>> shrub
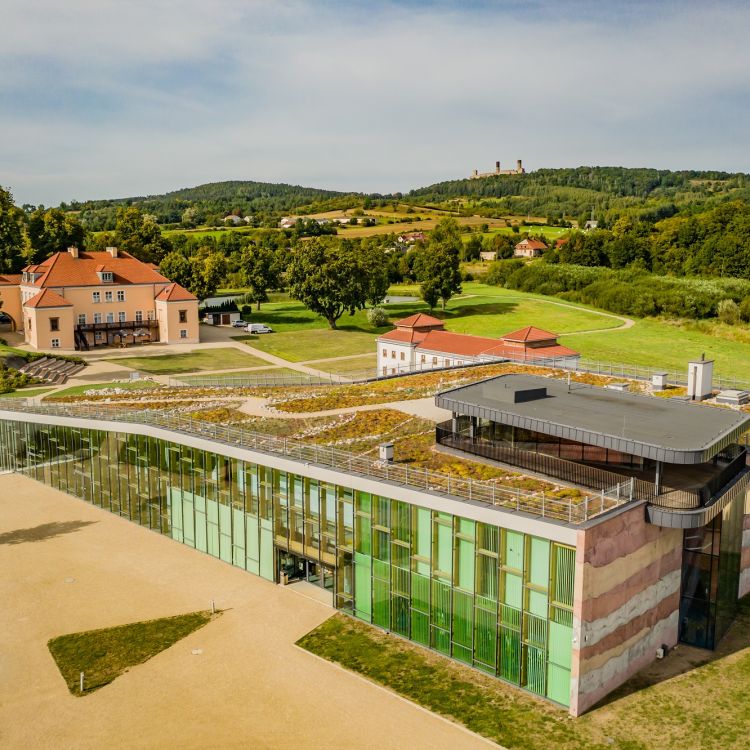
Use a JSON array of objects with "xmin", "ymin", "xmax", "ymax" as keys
[
  {"xmin": 718, "ymin": 298, "xmax": 740, "ymax": 325},
  {"xmin": 367, "ymin": 307, "xmax": 389, "ymax": 327},
  {"xmin": 739, "ymin": 296, "xmax": 750, "ymax": 323}
]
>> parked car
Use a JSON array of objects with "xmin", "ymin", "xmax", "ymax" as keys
[
  {"xmin": 232, "ymin": 319, "xmax": 247, "ymax": 328},
  {"xmin": 244, "ymin": 323, "xmax": 274, "ymax": 334}
]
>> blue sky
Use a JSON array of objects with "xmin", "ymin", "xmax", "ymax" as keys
[{"xmin": 1, "ymin": 1, "xmax": 749, "ymax": 205}]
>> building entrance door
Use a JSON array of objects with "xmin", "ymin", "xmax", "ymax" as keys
[{"xmin": 279, "ymin": 552, "xmax": 334, "ymax": 591}]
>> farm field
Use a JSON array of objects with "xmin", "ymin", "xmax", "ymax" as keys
[{"xmin": 108, "ymin": 347, "xmax": 269, "ymax": 375}]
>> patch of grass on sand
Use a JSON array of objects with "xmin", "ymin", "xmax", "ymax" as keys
[{"xmin": 48, "ymin": 610, "xmax": 218, "ymax": 695}]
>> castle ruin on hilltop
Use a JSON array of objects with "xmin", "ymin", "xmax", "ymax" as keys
[{"xmin": 469, "ymin": 159, "xmax": 525, "ymax": 179}]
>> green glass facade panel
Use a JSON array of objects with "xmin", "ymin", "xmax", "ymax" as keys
[
  {"xmin": 527, "ymin": 589, "xmax": 548, "ymax": 619},
  {"xmin": 0, "ymin": 417, "xmax": 578, "ymax": 710},
  {"xmin": 452, "ymin": 590, "xmax": 474, "ymax": 649},
  {"xmin": 499, "ymin": 628, "xmax": 521, "ymax": 683},
  {"xmin": 373, "ymin": 577, "xmax": 390, "ymax": 628},
  {"xmin": 457, "ymin": 537, "xmax": 476, "ymax": 593},
  {"xmin": 474, "ymin": 606, "xmax": 497, "ymax": 668},
  {"xmin": 503, "ymin": 573, "xmax": 523, "ymax": 609},
  {"xmin": 169, "ymin": 488, "xmax": 183, "ymax": 543},
  {"xmin": 431, "ymin": 580, "xmax": 451, "ymax": 629},
  {"xmin": 431, "ymin": 627, "xmax": 451, "ymax": 655},
  {"xmin": 411, "ymin": 610, "xmax": 430, "ymax": 646},
  {"xmin": 245, "ymin": 514, "xmax": 260, "ymax": 575},
  {"xmin": 548, "ymin": 621, "xmax": 573, "ymax": 671},
  {"xmin": 504, "ymin": 530, "xmax": 524, "ymax": 571},
  {"xmin": 547, "ymin": 663, "xmax": 571, "ymax": 707},
  {"xmin": 524, "ymin": 645, "xmax": 546, "ymax": 696},
  {"xmin": 259, "ymin": 519, "xmax": 274, "ymax": 581},
  {"xmin": 528, "ymin": 537, "xmax": 550, "ymax": 588},
  {"xmin": 354, "ymin": 553, "xmax": 372, "ymax": 621},
  {"xmin": 232, "ymin": 507, "xmax": 245, "ymax": 568},
  {"xmin": 411, "ymin": 573, "xmax": 430, "ymax": 613},
  {"xmin": 391, "ymin": 595, "xmax": 410, "ymax": 636}
]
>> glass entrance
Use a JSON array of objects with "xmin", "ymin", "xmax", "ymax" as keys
[{"xmin": 279, "ymin": 551, "xmax": 334, "ymax": 590}]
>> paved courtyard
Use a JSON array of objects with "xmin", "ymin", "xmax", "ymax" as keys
[{"xmin": 0, "ymin": 474, "xmax": 493, "ymax": 750}]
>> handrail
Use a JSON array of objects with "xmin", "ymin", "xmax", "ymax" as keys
[{"xmin": 0, "ymin": 400, "xmax": 633, "ymax": 525}]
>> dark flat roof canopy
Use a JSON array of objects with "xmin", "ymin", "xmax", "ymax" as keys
[{"xmin": 435, "ymin": 374, "xmax": 750, "ymax": 464}]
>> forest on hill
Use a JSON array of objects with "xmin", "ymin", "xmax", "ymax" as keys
[
  {"xmin": 60, "ymin": 180, "xmax": 354, "ymax": 231},
  {"xmin": 405, "ymin": 166, "xmax": 750, "ymax": 226}
]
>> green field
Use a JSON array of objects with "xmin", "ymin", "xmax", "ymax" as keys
[
  {"xmin": 239, "ymin": 329, "xmax": 378, "ymax": 362},
  {"xmin": 177, "ymin": 367, "xmax": 300, "ymax": 383},
  {"xmin": 0, "ymin": 387, "xmax": 56, "ymax": 399},
  {"xmin": 308, "ymin": 354, "xmax": 378, "ymax": 375},
  {"xmin": 109, "ymin": 348, "xmax": 270, "ymax": 375},
  {"xmin": 299, "ymin": 600, "xmax": 750, "ymax": 750},
  {"xmin": 230, "ymin": 283, "xmax": 620, "ymax": 362},
  {"xmin": 561, "ymin": 319, "xmax": 750, "ymax": 381}
]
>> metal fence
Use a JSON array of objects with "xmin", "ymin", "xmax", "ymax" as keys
[
  {"xmin": 0, "ymin": 400, "xmax": 632, "ymax": 524},
  {"xmin": 168, "ymin": 350, "xmax": 750, "ymax": 392}
]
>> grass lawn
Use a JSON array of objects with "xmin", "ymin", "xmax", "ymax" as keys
[
  {"xmin": 0, "ymin": 387, "xmax": 56, "ymax": 399},
  {"xmin": 46, "ymin": 380, "xmax": 161, "ymax": 399},
  {"xmin": 239, "ymin": 330, "xmax": 379, "ymax": 362},
  {"xmin": 108, "ymin": 348, "xmax": 270, "ymax": 375},
  {"xmin": 48, "ymin": 610, "xmax": 218, "ymax": 695},
  {"xmin": 177, "ymin": 367, "xmax": 300, "ymax": 383},
  {"xmin": 229, "ymin": 282, "xmax": 620, "ymax": 362},
  {"xmin": 561, "ymin": 318, "xmax": 750, "ymax": 381},
  {"xmin": 299, "ymin": 600, "xmax": 750, "ymax": 750},
  {"xmin": 308, "ymin": 353, "xmax": 377, "ymax": 375}
]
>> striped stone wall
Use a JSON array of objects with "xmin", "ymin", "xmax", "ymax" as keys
[
  {"xmin": 569, "ymin": 503, "xmax": 682, "ymax": 716},
  {"xmin": 739, "ymin": 491, "xmax": 750, "ymax": 598}
]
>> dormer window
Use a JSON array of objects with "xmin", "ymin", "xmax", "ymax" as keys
[{"xmin": 97, "ymin": 271, "xmax": 114, "ymax": 283}]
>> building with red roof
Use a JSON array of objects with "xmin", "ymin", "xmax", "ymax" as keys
[
  {"xmin": 2, "ymin": 246, "xmax": 200, "ymax": 351},
  {"xmin": 377, "ymin": 316, "xmax": 578, "ymax": 375},
  {"xmin": 514, "ymin": 238, "xmax": 547, "ymax": 258}
]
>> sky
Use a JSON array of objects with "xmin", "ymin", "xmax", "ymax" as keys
[{"xmin": 1, "ymin": 0, "xmax": 749, "ymax": 206}]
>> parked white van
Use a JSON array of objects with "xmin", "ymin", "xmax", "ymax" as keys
[{"xmin": 244, "ymin": 323, "xmax": 274, "ymax": 334}]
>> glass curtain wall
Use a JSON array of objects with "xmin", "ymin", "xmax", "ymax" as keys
[
  {"xmin": 680, "ymin": 495, "xmax": 744, "ymax": 649},
  {"xmin": 0, "ymin": 417, "xmax": 574, "ymax": 707}
]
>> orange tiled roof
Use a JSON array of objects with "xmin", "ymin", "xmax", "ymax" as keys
[
  {"xmin": 0, "ymin": 274, "xmax": 21, "ymax": 286},
  {"xmin": 394, "ymin": 313, "xmax": 444, "ymax": 329},
  {"xmin": 21, "ymin": 251, "xmax": 169, "ymax": 288},
  {"xmin": 417, "ymin": 330, "xmax": 503, "ymax": 357},
  {"xmin": 516, "ymin": 238, "xmax": 547, "ymax": 250},
  {"xmin": 501, "ymin": 326, "xmax": 558, "ymax": 343},
  {"xmin": 155, "ymin": 282, "xmax": 198, "ymax": 302},
  {"xmin": 480, "ymin": 342, "xmax": 579, "ymax": 359},
  {"xmin": 377, "ymin": 329, "xmax": 427, "ymax": 345},
  {"xmin": 23, "ymin": 288, "xmax": 73, "ymax": 309}
]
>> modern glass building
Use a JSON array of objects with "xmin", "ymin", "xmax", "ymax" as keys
[
  {"xmin": 0, "ymin": 414, "xmax": 576, "ymax": 708},
  {"xmin": 2, "ymin": 372, "xmax": 749, "ymax": 716}
]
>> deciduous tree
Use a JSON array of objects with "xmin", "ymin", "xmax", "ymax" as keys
[
  {"xmin": 287, "ymin": 239, "xmax": 369, "ymax": 329},
  {"xmin": 26, "ymin": 207, "xmax": 86, "ymax": 264},
  {"xmin": 413, "ymin": 218, "xmax": 462, "ymax": 310},
  {"xmin": 0, "ymin": 186, "xmax": 29, "ymax": 274}
]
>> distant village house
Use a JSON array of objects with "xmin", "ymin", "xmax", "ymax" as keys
[{"xmin": 514, "ymin": 238, "xmax": 547, "ymax": 258}]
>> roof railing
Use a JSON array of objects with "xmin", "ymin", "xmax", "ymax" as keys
[{"xmin": 0, "ymin": 400, "xmax": 632, "ymax": 525}]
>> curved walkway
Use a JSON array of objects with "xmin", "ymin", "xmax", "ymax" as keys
[{"xmin": 238, "ymin": 396, "xmax": 450, "ymax": 422}]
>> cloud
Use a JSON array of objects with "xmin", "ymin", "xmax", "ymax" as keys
[{"xmin": 1, "ymin": 1, "xmax": 749, "ymax": 205}]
